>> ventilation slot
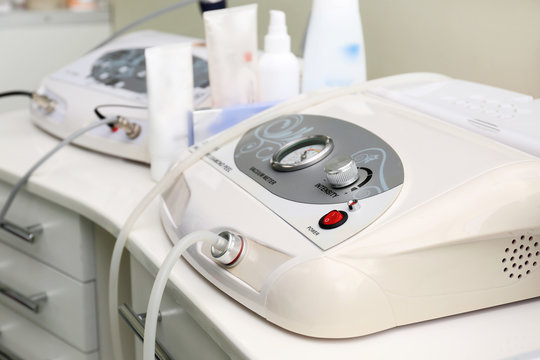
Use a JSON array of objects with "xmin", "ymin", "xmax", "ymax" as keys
[{"xmin": 502, "ymin": 235, "xmax": 539, "ymax": 279}]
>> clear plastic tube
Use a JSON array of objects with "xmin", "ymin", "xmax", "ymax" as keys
[
  {"xmin": 107, "ymin": 84, "xmax": 359, "ymax": 360},
  {"xmin": 142, "ymin": 230, "xmax": 218, "ymax": 360}
]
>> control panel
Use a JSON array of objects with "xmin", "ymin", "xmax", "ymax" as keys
[
  {"xmin": 89, "ymin": 48, "xmax": 210, "ymax": 103},
  {"xmin": 204, "ymin": 114, "xmax": 404, "ymax": 250}
]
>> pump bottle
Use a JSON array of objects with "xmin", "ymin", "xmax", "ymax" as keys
[{"xmin": 258, "ymin": 10, "xmax": 299, "ymax": 103}]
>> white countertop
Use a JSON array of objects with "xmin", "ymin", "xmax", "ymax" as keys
[{"xmin": 1, "ymin": 109, "xmax": 539, "ymax": 360}]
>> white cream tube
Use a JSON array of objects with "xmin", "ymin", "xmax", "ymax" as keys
[
  {"xmin": 145, "ymin": 42, "xmax": 193, "ymax": 181},
  {"xmin": 203, "ymin": 4, "xmax": 258, "ymax": 107}
]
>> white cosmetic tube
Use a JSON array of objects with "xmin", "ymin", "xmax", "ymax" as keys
[
  {"xmin": 145, "ymin": 42, "xmax": 193, "ymax": 181},
  {"xmin": 203, "ymin": 4, "xmax": 258, "ymax": 107}
]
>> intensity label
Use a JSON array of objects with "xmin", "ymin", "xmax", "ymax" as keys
[{"xmin": 314, "ymin": 183, "xmax": 339, "ymax": 198}]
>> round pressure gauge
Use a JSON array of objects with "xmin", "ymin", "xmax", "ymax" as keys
[{"xmin": 271, "ymin": 135, "xmax": 334, "ymax": 172}]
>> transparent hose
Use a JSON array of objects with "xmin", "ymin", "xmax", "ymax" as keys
[
  {"xmin": 108, "ymin": 85, "xmax": 357, "ymax": 360},
  {"xmin": 143, "ymin": 230, "xmax": 218, "ymax": 360}
]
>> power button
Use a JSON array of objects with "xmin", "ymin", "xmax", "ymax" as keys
[{"xmin": 319, "ymin": 210, "xmax": 348, "ymax": 229}]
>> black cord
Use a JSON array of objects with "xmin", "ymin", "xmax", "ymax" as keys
[
  {"xmin": 94, "ymin": 104, "xmax": 147, "ymax": 129},
  {"xmin": 0, "ymin": 91, "xmax": 33, "ymax": 98}
]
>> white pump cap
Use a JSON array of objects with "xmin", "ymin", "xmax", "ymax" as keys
[{"xmin": 264, "ymin": 10, "xmax": 291, "ymax": 53}]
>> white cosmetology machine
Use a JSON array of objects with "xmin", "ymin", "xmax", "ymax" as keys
[
  {"xmin": 160, "ymin": 73, "xmax": 540, "ymax": 338},
  {"xmin": 29, "ymin": 31, "xmax": 210, "ymax": 163}
]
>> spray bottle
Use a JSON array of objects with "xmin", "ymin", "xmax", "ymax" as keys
[{"xmin": 258, "ymin": 10, "xmax": 299, "ymax": 102}]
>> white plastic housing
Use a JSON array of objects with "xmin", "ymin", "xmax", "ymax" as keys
[
  {"xmin": 161, "ymin": 73, "xmax": 540, "ymax": 338},
  {"xmin": 29, "ymin": 31, "xmax": 209, "ymax": 164}
]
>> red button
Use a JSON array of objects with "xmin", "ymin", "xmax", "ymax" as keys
[
  {"xmin": 319, "ymin": 210, "xmax": 348, "ymax": 229},
  {"xmin": 323, "ymin": 210, "xmax": 343, "ymax": 225}
]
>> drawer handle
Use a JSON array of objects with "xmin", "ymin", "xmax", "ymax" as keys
[
  {"xmin": 0, "ymin": 221, "xmax": 43, "ymax": 244},
  {"xmin": 118, "ymin": 304, "xmax": 171, "ymax": 360},
  {"xmin": 0, "ymin": 341, "xmax": 24, "ymax": 360},
  {"xmin": 0, "ymin": 283, "xmax": 47, "ymax": 313}
]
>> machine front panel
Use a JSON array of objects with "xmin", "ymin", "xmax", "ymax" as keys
[{"xmin": 204, "ymin": 114, "xmax": 404, "ymax": 250}]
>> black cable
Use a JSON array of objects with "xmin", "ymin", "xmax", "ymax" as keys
[
  {"xmin": 0, "ymin": 91, "xmax": 33, "ymax": 98},
  {"xmin": 94, "ymin": 104, "xmax": 147, "ymax": 119},
  {"xmin": 94, "ymin": 104, "xmax": 147, "ymax": 130}
]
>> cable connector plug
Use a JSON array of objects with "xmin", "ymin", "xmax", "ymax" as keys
[
  {"xmin": 115, "ymin": 115, "xmax": 142, "ymax": 139},
  {"xmin": 31, "ymin": 93, "xmax": 56, "ymax": 114}
]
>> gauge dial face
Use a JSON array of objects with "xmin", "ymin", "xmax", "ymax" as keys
[
  {"xmin": 271, "ymin": 135, "xmax": 334, "ymax": 171},
  {"xmin": 280, "ymin": 144, "xmax": 326, "ymax": 165}
]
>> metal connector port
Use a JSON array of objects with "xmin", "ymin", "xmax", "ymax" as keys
[
  {"xmin": 115, "ymin": 116, "xmax": 142, "ymax": 139},
  {"xmin": 31, "ymin": 93, "xmax": 56, "ymax": 114},
  {"xmin": 211, "ymin": 231, "xmax": 246, "ymax": 267}
]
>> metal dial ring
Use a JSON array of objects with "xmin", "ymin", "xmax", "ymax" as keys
[{"xmin": 271, "ymin": 135, "xmax": 334, "ymax": 172}]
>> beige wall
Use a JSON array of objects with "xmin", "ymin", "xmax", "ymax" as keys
[
  {"xmin": 0, "ymin": 20, "xmax": 110, "ymax": 113},
  {"xmin": 360, "ymin": 0, "xmax": 540, "ymax": 97},
  {"xmin": 109, "ymin": 0, "xmax": 312, "ymax": 55},
  {"xmin": 110, "ymin": 0, "xmax": 540, "ymax": 96}
]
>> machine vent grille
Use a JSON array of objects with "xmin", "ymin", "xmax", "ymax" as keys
[{"xmin": 502, "ymin": 235, "xmax": 539, "ymax": 279}]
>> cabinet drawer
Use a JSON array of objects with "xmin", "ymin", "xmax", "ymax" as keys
[
  {"xmin": 0, "ymin": 302, "xmax": 98, "ymax": 360},
  {"xmin": 0, "ymin": 181, "xmax": 95, "ymax": 282},
  {"xmin": 0, "ymin": 241, "xmax": 97, "ymax": 353},
  {"xmin": 130, "ymin": 258, "xmax": 229, "ymax": 360}
]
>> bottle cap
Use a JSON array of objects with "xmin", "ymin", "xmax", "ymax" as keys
[{"xmin": 264, "ymin": 10, "xmax": 291, "ymax": 53}]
